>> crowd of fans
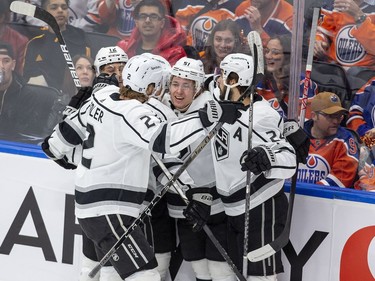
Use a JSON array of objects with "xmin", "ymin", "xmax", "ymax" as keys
[
  {"xmin": 1, "ymin": 0, "xmax": 374, "ymax": 190},
  {"xmin": 0, "ymin": 0, "xmax": 375, "ymax": 184}
]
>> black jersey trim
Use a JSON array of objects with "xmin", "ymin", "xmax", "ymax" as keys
[{"xmin": 75, "ymin": 187, "xmax": 145, "ymax": 205}]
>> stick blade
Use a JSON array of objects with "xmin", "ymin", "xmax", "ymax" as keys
[
  {"xmin": 10, "ymin": 1, "xmax": 36, "ymax": 17},
  {"xmin": 247, "ymin": 31, "xmax": 264, "ymax": 76},
  {"xmin": 247, "ymin": 244, "xmax": 276, "ymax": 262}
]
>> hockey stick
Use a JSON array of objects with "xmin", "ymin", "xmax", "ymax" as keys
[
  {"xmin": 89, "ymin": 61, "xmax": 260, "ymax": 278},
  {"xmin": 299, "ymin": 8, "xmax": 320, "ymax": 126},
  {"xmin": 242, "ymin": 31, "xmax": 264, "ymax": 277},
  {"xmin": 10, "ymin": 1, "xmax": 81, "ymax": 88},
  {"xmin": 247, "ymin": 8, "xmax": 320, "ymax": 263},
  {"xmin": 151, "ymin": 154, "xmax": 246, "ymax": 281},
  {"xmin": 88, "ymin": 118, "xmax": 235, "ymax": 278}
]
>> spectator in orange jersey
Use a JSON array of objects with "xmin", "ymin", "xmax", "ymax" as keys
[
  {"xmin": 314, "ymin": 0, "xmax": 375, "ymax": 71},
  {"xmin": 347, "ymin": 77, "xmax": 375, "ymax": 191},
  {"xmin": 171, "ymin": 0, "xmax": 243, "ymax": 52},
  {"xmin": 117, "ymin": 0, "xmax": 186, "ymax": 65},
  {"xmin": 235, "ymin": 0, "xmax": 293, "ymax": 46},
  {"xmin": 298, "ymin": 92, "xmax": 359, "ymax": 188}
]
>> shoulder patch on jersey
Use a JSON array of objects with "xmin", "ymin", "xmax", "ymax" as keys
[{"xmin": 214, "ymin": 127, "xmax": 229, "ymax": 161}]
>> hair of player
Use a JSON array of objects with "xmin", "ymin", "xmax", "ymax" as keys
[
  {"xmin": 120, "ymin": 85, "xmax": 149, "ymax": 103},
  {"xmin": 133, "ymin": 0, "xmax": 166, "ymax": 18}
]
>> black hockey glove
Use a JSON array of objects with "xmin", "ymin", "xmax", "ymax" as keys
[
  {"xmin": 240, "ymin": 145, "xmax": 276, "ymax": 175},
  {"xmin": 198, "ymin": 100, "xmax": 245, "ymax": 127},
  {"xmin": 283, "ymin": 120, "xmax": 310, "ymax": 164},
  {"xmin": 183, "ymin": 188, "xmax": 213, "ymax": 232},
  {"xmin": 62, "ymin": 86, "xmax": 93, "ymax": 117},
  {"xmin": 92, "ymin": 73, "xmax": 119, "ymax": 93},
  {"xmin": 41, "ymin": 136, "xmax": 77, "ymax": 170}
]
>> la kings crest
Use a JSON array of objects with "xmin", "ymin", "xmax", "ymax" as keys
[{"xmin": 214, "ymin": 127, "xmax": 229, "ymax": 161}]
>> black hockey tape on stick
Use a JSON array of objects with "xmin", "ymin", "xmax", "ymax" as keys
[
  {"xmin": 10, "ymin": 1, "xmax": 81, "ymax": 88},
  {"xmin": 151, "ymin": 154, "xmax": 246, "ymax": 281}
]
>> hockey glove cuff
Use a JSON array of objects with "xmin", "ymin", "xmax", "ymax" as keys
[
  {"xmin": 284, "ymin": 120, "xmax": 310, "ymax": 164},
  {"xmin": 198, "ymin": 100, "xmax": 245, "ymax": 127},
  {"xmin": 62, "ymin": 86, "xmax": 93, "ymax": 118},
  {"xmin": 183, "ymin": 188, "xmax": 213, "ymax": 232},
  {"xmin": 41, "ymin": 136, "xmax": 77, "ymax": 170},
  {"xmin": 240, "ymin": 145, "xmax": 276, "ymax": 175},
  {"xmin": 92, "ymin": 73, "xmax": 119, "ymax": 94}
]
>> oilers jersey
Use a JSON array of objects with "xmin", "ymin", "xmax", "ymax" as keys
[
  {"xmin": 298, "ymin": 119, "xmax": 359, "ymax": 187},
  {"xmin": 47, "ymin": 85, "xmax": 208, "ymax": 219},
  {"xmin": 172, "ymin": 0, "xmax": 242, "ymax": 52},
  {"xmin": 347, "ymin": 77, "xmax": 375, "ymax": 137},
  {"xmin": 211, "ymin": 96, "xmax": 296, "ymax": 217},
  {"xmin": 316, "ymin": 5, "xmax": 375, "ymax": 70},
  {"xmin": 235, "ymin": 0, "xmax": 293, "ymax": 44}
]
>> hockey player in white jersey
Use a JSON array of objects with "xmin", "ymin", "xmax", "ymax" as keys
[
  {"xmin": 211, "ymin": 53, "xmax": 297, "ymax": 281},
  {"xmin": 42, "ymin": 54, "xmax": 244, "ymax": 281},
  {"xmin": 42, "ymin": 46, "xmax": 129, "ymax": 281},
  {"xmin": 138, "ymin": 53, "xmax": 179, "ymax": 281},
  {"xmin": 162, "ymin": 57, "xmax": 238, "ymax": 281}
]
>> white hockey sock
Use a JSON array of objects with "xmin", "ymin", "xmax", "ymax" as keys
[
  {"xmin": 100, "ymin": 266, "xmax": 123, "ymax": 281},
  {"xmin": 155, "ymin": 252, "xmax": 171, "ymax": 281},
  {"xmin": 191, "ymin": 259, "xmax": 211, "ymax": 280},
  {"xmin": 207, "ymin": 260, "xmax": 236, "ymax": 281},
  {"xmin": 125, "ymin": 269, "xmax": 161, "ymax": 281},
  {"xmin": 246, "ymin": 275, "xmax": 277, "ymax": 281}
]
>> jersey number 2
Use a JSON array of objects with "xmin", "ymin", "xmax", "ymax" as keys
[{"xmin": 82, "ymin": 123, "xmax": 95, "ymax": 169}]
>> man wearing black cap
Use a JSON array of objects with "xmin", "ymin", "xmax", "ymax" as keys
[
  {"xmin": 0, "ymin": 41, "xmax": 43, "ymax": 143},
  {"xmin": 297, "ymin": 91, "xmax": 360, "ymax": 188}
]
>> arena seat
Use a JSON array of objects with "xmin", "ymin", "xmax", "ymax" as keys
[{"xmin": 311, "ymin": 60, "xmax": 352, "ymax": 109}]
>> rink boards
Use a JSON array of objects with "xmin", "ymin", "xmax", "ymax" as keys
[{"xmin": 0, "ymin": 141, "xmax": 374, "ymax": 281}]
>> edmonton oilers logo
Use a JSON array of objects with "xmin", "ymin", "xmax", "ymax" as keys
[
  {"xmin": 191, "ymin": 17, "xmax": 218, "ymax": 52},
  {"xmin": 335, "ymin": 25, "xmax": 365, "ymax": 64},
  {"xmin": 297, "ymin": 154, "xmax": 330, "ymax": 184},
  {"xmin": 330, "ymin": 94, "xmax": 339, "ymax": 103},
  {"xmin": 123, "ymin": 0, "xmax": 132, "ymax": 9},
  {"xmin": 117, "ymin": 0, "xmax": 135, "ymax": 35}
]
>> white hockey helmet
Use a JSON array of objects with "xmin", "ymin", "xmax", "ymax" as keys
[
  {"xmin": 94, "ymin": 46, "xmax": 128, "ymax": 74},
  {"xmin": 141, "ymin": 53, "xmax": 171, "ymax": 92},
  {"xmin": 220, "ymin": 53, "xmax": 254, "ymax": 87},
  {"xmin": 122, "ymin": 55, "xmax": 164, "ymax": 96},
  {"xmin": 170, "ymin": 57, "xmax": 205, "ymax": 93}
]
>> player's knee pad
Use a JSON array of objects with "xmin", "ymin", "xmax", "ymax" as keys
[
  {"xmin": 125, "ymin": 269, "xmax": 161, "ymax": 281},
  {"xmin": 155, "ymin": 252, "xmax": 171, "ymax": 280},
  {"xmin": 191, "ymin": 259, "xmax": 211, "ymax": 280},
  {"xmin": 246, "ymin": 275, "xmax": 277, "ymax": 281},
  {"xmin": 207, "ymin": 260, "xmax": 236, "ymax": 281},
  {"xmin": 79, "ymin": 255, "xmax": 100, "ymax": 281},
  {"xmin": 100, "ymin": 266, "xmax": 123, "ymax": 281}
]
